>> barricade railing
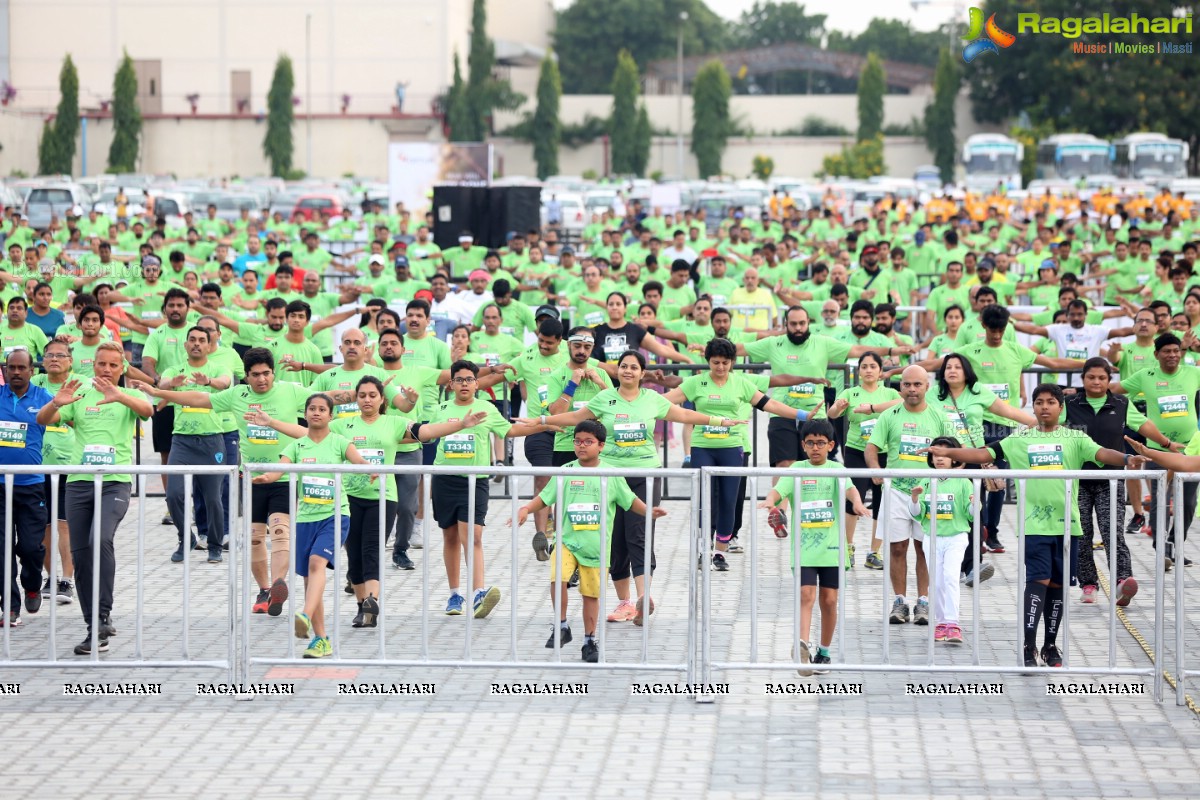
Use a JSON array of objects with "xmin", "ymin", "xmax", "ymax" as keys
[
  {"xmin": 695, "ymin": 466, "xmax": 1167, "ymax": 703},
  {"xmin": 1170, "ymin": 472, "xmax": 1195, "ymax": 708},
  {"xmin": 238, "ymin": 463, "xmax": 701, "ymax": 691},
  {"xmin": 0, "ymin": 464, "xmax": 238, "ymax": 680}
]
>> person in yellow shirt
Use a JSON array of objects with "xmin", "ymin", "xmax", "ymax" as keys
[{"xmin": 729, "ymin": 268, "xmax": 778, "ymax": 330}]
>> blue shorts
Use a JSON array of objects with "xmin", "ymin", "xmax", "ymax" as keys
[
  {"xmin": 295, "ymin": 515, "xmax": 350, "ymax": 576},
  {"xmin": 1024, "ymin": 535, "xmax": 1079, "ymax": 585}
]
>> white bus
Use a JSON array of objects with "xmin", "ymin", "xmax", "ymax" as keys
[
  {"xmin": 962, "ymin": 133, "xmax": 1023, "ymax": 191},
  {"xmin": 1035, "ymin": 133, "xmax": 1113, "ymax": 181},
  {"xmin": 1112, "ymin": 133, "xmax": 1189, "ymax": 185}
]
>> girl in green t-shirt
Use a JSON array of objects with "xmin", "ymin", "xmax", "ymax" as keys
[{"xmin": 251, "ymin": 392, "xmax": 372, "ymax": 660}]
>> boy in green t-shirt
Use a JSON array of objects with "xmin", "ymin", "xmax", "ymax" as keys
[
  {"xmin": 517, "ymin": 420, "xmax": 666, "ymax": 663},
  {"xmin": 759, "ymin": 420, "xmax": 868, "ymax": 675}
]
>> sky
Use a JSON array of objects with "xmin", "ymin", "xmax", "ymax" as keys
[{"xmin": 549, "ymin": 0, "xmax": 946, "ymax": 35}]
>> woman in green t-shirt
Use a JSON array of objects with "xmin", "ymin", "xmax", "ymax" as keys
[
  {"xmin": 251, "ymin": 392, "xmax": 372, "ymax": 659},
  {"xmin": 827, "ymin": 352, "xmax": 901, "ymax": 570},
  {"xmin": 662, "ymin": 337, "xmax": 811, "ymax": 572},
  {"xmin": 919, "ymin": 304, "xmax": 965, "ymax": 360},
  {"xmin": 521, "ymin": 349, "xmax": 744, "ymax": 624}
]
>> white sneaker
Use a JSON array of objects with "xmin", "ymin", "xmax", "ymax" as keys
[{"xmin": 409, "ymin": 529, "xmax": 423, "ymax": 550}]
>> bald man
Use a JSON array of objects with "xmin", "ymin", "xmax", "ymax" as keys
[{"xmin": 864, "ymin": 365, "xmax": 955, "ymax": 626}]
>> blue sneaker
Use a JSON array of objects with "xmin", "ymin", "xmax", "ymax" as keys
[
  {"xmin": 445, "ymin": 593, "xmax": 465, "ymax": 616},
  {"xmin": 473, "ymin": 586, "xmax": 500, "ymax": 618}
]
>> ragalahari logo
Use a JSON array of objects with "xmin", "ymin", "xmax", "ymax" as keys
[{"xmin": 962, "ymin": 7, "xmax": 1016, "ymax": 63}]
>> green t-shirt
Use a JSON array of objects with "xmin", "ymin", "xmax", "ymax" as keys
[
  {"xmin": 954, "ymin": 318, "xmax": 1018, "ymax": 346},
  {"xmin": 429, "ymin": 397, "xmax": 512, "ymax": 477},
  {"xmin": 679, "ymin": 372, "xmax": 757, "ymax": 448},
  {"xmin": 837, "ymin": 384, "xmax": 901, "ymax": 451},
  {"xmin": 910, "ymin": 476, "xmax": 975, "ymax": 536},
  {"xmin": 311, "ymin": 364, "xmax": 388, "ymax": 419},
  {"xmin": 925, "ymin": 285, "xmax": 971, "ymax": 330},
  {"xmin": 868, "ymin": 403, "xmax": 955, "ymax": 492},
  {"xmin": 992, "ymin": 426, "xmax": 1102, "ymax": 536},
  {"xmin": 143, "ymin": 323, "xmax": 193, "ymax": 376},
  {"xmin": 472, "ymin": 299, "xmax": 537, "ymax": 340},
  {"xmin": 513, "ymin": 344, "xmax": 568, "ymax": 416},
  {"xmin": 58, "ymin": 386, "xmax": 145, "ymax": 483},
  {"xmin": 400, "ymin": 333, "xmax": 452, "ymax": 417},
  {"xmin": 0, "ymin": 323, "xmax": 47, "ymax": 360},
  {"xmin": 297, "ymin": 292, "xmax": 342, "ymax": 358},
  {"xmin": 745, "ymin": 334, "xmax": 852, "ymax": 412},
  {"xmin": 160, "ymin": 361, "xmax": 232, "ymax": 436},
  {"xmin": 546, "ymin": 359, "xmax": 612, "ymax": 451},
  {"xmin": 586, "ymin": 388, "xmax": 671, "ymax": 468},
  {"xmin": 935, "ymin": 385, "xmax": 1000, "ymax": 447},
  {"xmin": 469, "ymin": 331, "xmax": 524, "ymax": 367},
  {"xmin": 31, "ymin": 372, "xmax": 84, "ymax": 467},
  {"xmin": 775, "ymin": 460, "xmax": 847, "ymax": 568},
  {"xmin": 268, "ymin": 337, "xmax": 325, "ymax": 387},
  {"xmin": 210, "ymin": 381, "xmax": 311, "ymax": 480},
  {"xmin": 379, "ymin": 363, "xmax": 442, "ymax": 453},
  {"xmin": 954, "ymin": 340, "xmax": 1037, "ymax": 424},
  {"xmin": 331, "ymin": 415, "xmax": 410, "ymax": 501},
  {"xmin": 280, "ymin": 433, "xmax": 354, "ymax": 522},
  {"xmin": 1114, "ymin": 343, "xmax": 1156, "ymax": 402},
  {"xmin": 1121, "ymin": 365, "xmax": 1200, "ymax": 450},
  {"xmin": 538, "ymin": 460, "xmax": 636, "ymax": 568}
]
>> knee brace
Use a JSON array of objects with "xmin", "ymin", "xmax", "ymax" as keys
[
  {"xmin": 250, "ymin": 524, "xmax": 268, "ymax": 565},
  {"xmin": 268, "ymin": 514, "xmax": 290, "ymax": 552}
]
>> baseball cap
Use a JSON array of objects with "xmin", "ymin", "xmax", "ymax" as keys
[
  {"xmin": 70, "ymin": 205, "xmax": 84, "ymax": 217},
  {"xmin": 561, "ymin": 246, "xmax": 575, "ymax": 256},
  {"xmin": 535, "ymin": 305, "xmax": 561, "ymax": 321},
  {"xmin": 1039, "ymin": 259, "xmax": 1058, "ymax": 271},
  {"xmin": 393, "ymin": 255, "xmax": 410, "ymax": 268},
  {"xmin": 861, "ymin": 245, "xmax": 879, "ymax": 256},
  {"xmin": 368, "ymin": 254, "xmax": 385, "ymax": 266}
]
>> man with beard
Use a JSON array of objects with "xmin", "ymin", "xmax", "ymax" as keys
[
  {"xmin": 739, "ymin": 306, "xmax": 914, "ymax": 469},
  {"xmin": 201, "ymin": 296, "xmax": 359, "ymax": 358},
  {"xmin": 848, "ymin": 244, "xmax": 894, "ymax": 305},
  {"xmin": 1012, "ymin": 299, "xmax": 1122, "ymax": 388},
  {"xmin": 872, "ymin": 303, "xmax": 914, "ymax": 370}
]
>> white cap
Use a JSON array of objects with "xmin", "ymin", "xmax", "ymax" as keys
[
  {"xmin": 369, "ymin": 254, "xmax": 385, "ymax": 266},
  {"xmin": 70, "ymin": 205, "xmax": 84, "ymax": 217}
]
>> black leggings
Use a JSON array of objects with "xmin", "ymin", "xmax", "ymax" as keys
[
  {"xmin": 347, "ymin": 495, "xmax": 398, "ymax": 585},
  {"xmin": 842, "ymin": 446, "xmax": 886, "ymax": 512},
  {"xmin": 611, "ymin": 475, "xmax": 661, "ymax": 582}
]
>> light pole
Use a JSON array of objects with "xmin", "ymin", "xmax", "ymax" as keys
[
  {"xmin": 676, "ymin": 10, "xmax": 686, "ymax": 179},
  {"xmin": 305, "ymin": 12, "xmax": 313, "ymax": 176}
]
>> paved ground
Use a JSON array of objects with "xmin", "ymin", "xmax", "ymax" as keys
[{"xmin": 2, "ymin": 431, "xmax": 1198, "ymax": 799}]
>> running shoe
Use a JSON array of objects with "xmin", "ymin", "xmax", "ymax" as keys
[
  {"xmin": 945, "ymin": 625, "xmax": 964, "ymax": 645},
  {"xmin": 1041, "ymin": 644, "xmax": 1063, "ymax": 668},
  {"xmin": 1023, "ymin": 643, "xmax": 1039, "ymax": 669},
  {"xmin": 984, "ymin": 536, "xmax": 1005, "ymax": 554},
  {"xmin": 268, "ymin": 578, "xmax": 288, "ymax": 617},
  {"xmin": 865, "ymin": 551, "xmax": 884, "ymax": 570},
  {"xmin": 607, "ymin": 600, "xmax": 637, "ymax": 622},
  {"xmin": 99, "ymin": 615, "xmax": 117, "ymax": 638},
  {"xmin": 811, "ymin": 652, "xmax": 832, "ymax": 674},
  {"xmin": 794, "ymin": 640, "xmax": 812, "ymax": 677},
  {"xmin": 1124, "ymin": 513, "xmax": 1146, "ymax": 536},
  {"xmin": 74, "ymin": 633, "xmax": 108, "ymax": 655},
  {"xmin": 393, "ymin": 551, "xmax": 414, "ymax": 570},
  {"xmin": 252, "ymin": 589, "xmax": 270, "ymax": 614},
  {"xmin": 445, "ymin": 593, "xmax": 465, "ymax": 616},
  {"xmin": 161, "ymin": 513, "xmax": 173, "ymax": 526},
  {"xmin": 913, "ymin": 599, "xmax": 930, "ymax": 626},
  {"xmin": 294, "ymin": 611, "xmax": 312, "ymax": 640},
  {"xmin": 545, "ymin": 625, "xmax": 573, "ymax": 648},
  {"xmin": 963, "ymin": 562, "xmax": 995, "ymax": 587},
  {"xmin": 41, "ymin": 577, "xmax": 52, "ymax": 598},
  {"xmin": 712, "ymin": 553, "xmax": 729, "ymax": 572},
  {"xmin": 1, "ymin": 611, "xmax": 21, "ymax": 627},
  {"xmin": 360, "ymin": 595, "xmax": 380, "ymax": 628},
  {"xmin": 344, "ymin": 577, "xmax": 354, "ymax": 594},
  {"xmin": 1080, "ymin": 585, "xmax": 1097, "ymax": 604},
  {"xmin": 473, "ymin": 586, "xmax": 500, "ymax": 619},
  {"xmin": 889, "ymin": 598, "xmax": 910, "ymax": 624},
  {"xmin": 727, "ymin": 538, "xmax": 744, "ymax": 553},
  {"xmin": 532, "ymin": 531, "xmax": 551, "ymax": 562},
  {"xmin": 581, "ymin": 640, "xmax": 599, "ymax": 663},
  {"xmin": 303, "ymin": 636, "xmax": 332, "ymax": 659},
  {"xmin": 633, "ymin": 595, "xmax": 655, "ymax": 627},
  {"xmin": 207, "ymin": 551, "xmax": 223, "ymax": 564},
  {"xmin": 409, "ymin": 530, "xmax": 423, "ymax": 550},
  {"xmin": 767, "ymin": 507, "xmax": 788, "ymax": 538},
  {"xmin": 934, "ymin": 623, "xmax": 949, "ymax": 642},
  {"xmin": 1115, "ymin": 577, "xmax": 1139, "ymax": 607},
  {"xmin": 24, "ymin": 589, "xmax": 40, "ymax": 614},
  {"xmin": 56, "ymin": 580, "xmax": 74, "ymax": 605},
  {"xmin": 351, "ymin": 603, "xmax": 365, "ymax": 629}
]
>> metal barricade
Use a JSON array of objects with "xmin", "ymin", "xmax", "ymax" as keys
[
  {"xmin": 0, "ymin": 465, "xmax": 239, "ymax": 680},
  {"xmin": 1170, "ymin": 472, "xmax": 1196, "ymax": 708},
  {"xmin": 694, "ymin": 465, "xmax": 1166, "ymax": 702},
  {"xmin": 238, "ymin": 463, "xmax": 701, "ymax": 689}
]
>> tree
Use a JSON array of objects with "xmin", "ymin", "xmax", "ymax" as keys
[
  {"xmin": 554, "ymin": 0, "xmax": 729, "ymax": 94},
  {"xmin": 609, "ymin": 50, "xmax": 640, "ymax": 175},
  {"xmin": 827, "ymin": 19, "xmax": 945, "ymax": 68},
  {"xmin": 820, "ymin": 134, "xmax": 885, "ymax": 179},
  {"xmin": 531, "ymin": 52, "xmax": 562, "ymax": 180},
  {"xmin": 691, "ymin": 59, "xmax": 732, "ymax": 178},
  {"xmin": 446, "ymin": 53, "xmax": 473, "ymax": 143},
  {"xmin": 856, "ymin": 53, "xmax": 885, "ymax": 143},
  {"xmin": 107, "ymin": 51, "xmax": 141, "ymax": 173},
  {"xmin": 37, "ymin": 120, "xmax": 61, "ymax": 176},
  {"xmin": 730, "ymin": 1, "xmax": 826, "ymax": 48},
  {"xmin": 923, "ymin": 48, "xmax": 959, "ymax": 185},
  {"xmin": 752, "ymin": 154, "xmax": 775, "ymax": 180},
  {"xmin": 51, "ymin": 55, "xmax": 80, "ymax": 174},
  {"xmin": 262, "ymin": 55, "xmax": 295, "ymax": 178},
  {"xmin": 632, "ymin": 103, "xmax": 652, "ymax": 177},
  {"xmin": 464, "ymin": 0, "xmax": 493, "ymax": 141}
]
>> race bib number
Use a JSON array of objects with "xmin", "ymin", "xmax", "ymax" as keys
[
  {"xmin": 443, "ymin": 432, "xmax": 476, "ymax": 458},
  {"xmin": 82, "ymin": 444, "xmax": 116, "ymax": 466},
  {"xmin": 537, "ymin": 384, "xmax": 549, "ymax": 406},
  {"xmin": 583, "ymin": 311, "xmax": 604, "ymax": 326},
  {"xmin": 701, "ymin": 425, "xmax": 730, "ymax": 439},
  {"xmin": 985, "ymin": 383, "xmax": 1010, "ymax": 401},
  {"xmin": 1157, "ymin": 394, "xmax": 1188, "ymax": 418},
  {"xmin": 357, "ymin": 447, "xmax": 385, "ymax": 466},
  {"xmin": 899, "ymin": 434, "xmax": 930, "ymax": 462},
  {"xmin": 247, "ymin": 424, "xmax": 278, "ymax": 446},
  {"xmin": 1065, "ymin": 347, "xmax": 1088, "ymax": 360},
  {"xmin": 787, "ymin": 383, "xmax": 817, "ymax": 400},
  {"xmin": 1029, "ymin": 442, "xmax": 1064, "ymax": 470},
  {"xmin": 935, "ymin": 493, "xmax": 955, "ymax": 520},
  {"xmin": 335, "ymin": 402, "xmax": 360, "ymax": 418},
  {"xmin": 614, "ymin": 422, "xmax": 648, "ymax": 447},
  {"xmin": 0, "ymin": 420, "xmax": 27, "ymax": 448},
  {"xmin": 946, "ymin": 411, "xmax": 968, "ymax": 438},
  {"xmin": 799, "ymin": 499, "xmax": 834, "ymax": 528},
  {"xmin": 482, "ymin": 353, "xmax": 500, "ymax": 367},
  {"xmin": 859, "ymin": 418, "xmax": 876, "ymax": 442},
  {"xmin": 301, "ymin": 476, "xmax": 335, "ymax": 504},
  {"xmin": 566, "ymin": 502, "xmax": 601, "ymax": 531}
]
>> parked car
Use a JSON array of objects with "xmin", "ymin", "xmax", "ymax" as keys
[
  {"xmin": 92, "ymin": 187, "xmax": 148, "ymax": 219},
  {"xmin": 291, "ymin": 193, "xmax": 346, "ymax": 221},
  {"xmin": 540, "ymin": 192, "xmax": 585, "ymax": 232},
  {"xmin": 26, "ymin": 184, "xmax": 91, "ymax": 228}
]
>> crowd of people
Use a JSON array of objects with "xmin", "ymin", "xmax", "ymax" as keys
[{"xmin": 0, "ymin": 189, "xmax": 1198, "ymax": 669}]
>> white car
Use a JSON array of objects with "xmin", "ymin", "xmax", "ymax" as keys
[{"xmin": 541, "ymin": 192, "xmax": 585, "ymax": 232}]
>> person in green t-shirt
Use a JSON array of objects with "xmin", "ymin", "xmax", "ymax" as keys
[
  {"xmin": 37, "ymin": 342, "xmax": 154, "ymax": 655},
  {"xmin": 907, "ymin": 439, "xmax": 976, "ymax": 645},
  {"xmin": 31, "ymin": 338, "xmax": 80, "ymax": 601},
  {"xmin": 512, "ymin": 316, "xmax": 568, "ymax": 550},
  {"xmin": 414, "ymin": 359, "xmax": 553, "ymax": 619},
  {"xmin": 517, "ymin": 419, "xmax": 666, "ymax": 662},
  {"xmin": 1, "ymin": 296, "xmax": 48, "ymax": 360},
  {"xmin": 923, "ymin": 383, "xmax": 1137, "ymax": 668},
  {"xmin": 759, "ymin": 419, "xmax": 869, "ymax": 672},
  {"xmin": 252, "ymin": 392, "xmax": 373, "ymax": 660}
]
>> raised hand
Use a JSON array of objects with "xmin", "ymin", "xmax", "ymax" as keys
[
  {"xmin": 92, "ymin": 377, "xmax": 123, "ymax": 405},
  {"xmin": 829, "ymin": 397, "xmax": 849, "ymax": 416},
  {"xmin": 129, "ymin": 379, "xmax": 158, "ymax": 396},
  {"xmin": 910, "ymin": 485, "xmax": 923, "ymax": 503},
  {"xmin": 164, "ymin": 373, "xmax": 187, "ymax": 389},
  {"xmin": 52, "ymin": 379, "xmax": 85, "ymax": 408},
  {"xmin": 244, "ymin": 409, "xmax": 273, "ymax": 427},
  {"xmin": 190, "ymin": 371, "xmax": 211, "ymax": 386},
  {"xmin": 460, "ymin": 411, "xmax": 488, "ymax": 429},
  {"xmin": 852, "ymin": 501, "xmax": 871, "ymax": 519}
]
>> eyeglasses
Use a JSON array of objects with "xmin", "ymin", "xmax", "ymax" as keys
[
  {"xmin": 451, "ymin": 377, "xmax": 477, "ymax": 385},
  {"xmin": 573, "ymin": 438, "xmax": 599, "ymax": 446},
  {"xmin": 43, "ymin": 353, "xmax": 69, "ymax": 359}
]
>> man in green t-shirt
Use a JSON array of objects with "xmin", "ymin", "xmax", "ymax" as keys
[
  {"xmin": 924, "ymin": 383, "xmax": 1136, "ymax": 668},
  {"xmin": 512, "ymin": 316, "xmax": 567, "ymax": 548}
]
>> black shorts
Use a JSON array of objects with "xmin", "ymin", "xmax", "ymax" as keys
[
  {"xmin": 552, "ymin": 449, "xmax": 576, "ymax": 468},
  {"xmin": 152, "ymin": 404, "xmax": 175, "ymax": 454},
  {"xmin": 800, "ymin": 565, "xmax": 841, "ymax": 589},
  {"xmin": 1025, "ymin": 535, "xmax": 1080, "ymax": 585},
  {"xmin": 431, "ymin": 474, "xmax": 488, "ymax": 529},
  {"xmin": 43, "ymin": 473, "xmax": 68, "ymax": 521},
  {"xmin": 523, "ymin": 431, "xmax": 554, "ymax": 467},
  {"xmin": 767, "ymin": 416, "xmax": 802, "ymax": 467},
  {"xmin": 250, "ymin": 481, "xmax": 292, "ymax": 524},
  {"xmin": 843, "ymin": 446, "xmax": 886, "ymax": 513}
]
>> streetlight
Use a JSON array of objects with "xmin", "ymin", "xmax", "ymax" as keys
[
  {"xmin": 676, "ymin": 10, "xmax": 687, "ymax": 179},
  {"xmin": 306, "ymin": 12, "xmax": 313, "ymax": 176}
]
